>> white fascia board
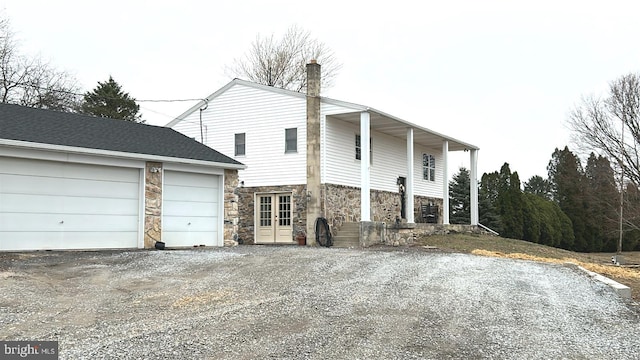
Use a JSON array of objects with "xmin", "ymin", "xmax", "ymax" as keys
[
  {"xmin": 0, "ymin": 139, "xmax": 247, "ymax": 170},
  {"xmin": 321, "ymin": 97, "xmax": 369, "ymax": 112}
]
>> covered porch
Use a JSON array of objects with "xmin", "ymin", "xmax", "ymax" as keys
[{"xmin": 326, "ymin": 108, "xmax": 479, "ymax": 226}]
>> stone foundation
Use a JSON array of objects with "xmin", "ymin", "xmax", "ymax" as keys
[
  {"xmin": 236, "ymin": 184, "xmax": 307, "ymax": 244},
  {"xmin": 322, "ymin": 183, "xmax": 443, "ymax": 235},
  {"xmin": 144, "ymin": 162, "xmax": 162, "ymax": 248},
  {"xmin": 234, "ymin": 182, "xmax": 449, "ymax": 246},
  {"xmin": 356, "ymin": 222, "xmax": 488, "ymax": 248}
]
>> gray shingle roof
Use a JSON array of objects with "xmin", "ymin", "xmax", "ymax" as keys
[{"xmin": 0, "ymin": 103, "xmax": 242, "ymax": 166}]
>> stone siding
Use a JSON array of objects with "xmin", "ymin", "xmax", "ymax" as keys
[
  {"xmin": 144, "ymin": 162, "xmax": 162, "ymax": 248},
  {"xmin": 223, "ymin": 169, "xmax": 240, "ymax": 246},
  {"xmin": 323, "ymin": 183, "xmax": 443, "ymax": 235},
  {"xmin": 236, "ymin": 184, "xmax": 307, "ymax": 244}
]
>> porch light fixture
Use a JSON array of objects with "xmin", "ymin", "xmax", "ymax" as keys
[
  {"xmin": 307, "ymin": 191, "xmax": 312, "ymax": 202},
  {"xmin": 150, "ymin": 167, "xmax": 162, "ymax": 173}
]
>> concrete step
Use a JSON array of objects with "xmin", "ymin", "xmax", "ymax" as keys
[
  {"xmin": 336, "ymin": 231, "xmax": 359, "ymax": 237},
  {"xmin": 332, "ymin": 222, "xmax": 361, "ymax": 248},
  {"xmin": 332, "ymin": 241, "xmax": 360, "ymax": 248}
]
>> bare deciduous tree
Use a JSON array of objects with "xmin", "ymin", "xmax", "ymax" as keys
[
  {"xmin": 0, "ymin": 14, "xmax": 80, "ymax": 111},
  {"xmin": 226, "ymin": 25, "xmax": 341, "ymax": 92},
  {"xmin": 568, "ymin": 73, "xmax": 640, "ymax": 232},
  {"xmin": 568, "ymin": 73, "xmax": 640, "ymax": 185}
]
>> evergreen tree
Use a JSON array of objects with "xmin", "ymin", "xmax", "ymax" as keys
[
  {"xmin": 524, "ymin": 175, "xmax": 552, "ymax": 200},
  {"xmin": 584, "ymin": 153, "xmax": 619, "ymax": 251},
  {"xmin": 80, "ymin": 76, "xmax": 141, "ymax": 122},
  {"xmin": 449, "ymin": 167, "xmax": 471, "ymax": 224},
  {"xmin": 479, "ymin": 172, "xmax": 501, "ymax": 232},
  {"xmin": 522, "ymin": 192, "xmax": 574, "ymax": 248},
  {"xmin": 496, "ymin": 163, "xmax": 524, "ymax": 239},
  {"xmin": 548, "ymin": 147, "xmax": 591, "ymax": 251}
]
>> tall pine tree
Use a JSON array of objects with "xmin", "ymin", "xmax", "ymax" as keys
[
  {"xmin": 496, "ymin": 163, "xmax": 524, "ymax": 239},
  {"xmin": 80, "ymin": 76, "xmax": 141, "ymax": 122},
  {"xmin": 584, "ymin": 153, "xmax": 619, "ymax": 251},
  {"xmin": 479, "ymin": 171, "xmax": 502, "ymax": 232},
  {"xmin": 449, "ymin": 167, "xmax": 471, "ymax": 224},
  {"xmin": 548, "ymin": 147, "xmax": 591, "ymax": 251}
]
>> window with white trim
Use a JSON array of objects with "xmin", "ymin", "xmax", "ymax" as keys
[
  {"xmin": 355, "ymin": 134, "xmax": 372, "ymax": 163},
  {"xmin": 234, "ymin": 133, "xmax": 245, "ymax": 156},
  {"xmin": 285, "ymin": 128, "xmax": 297, "ymax": 153},
  {"xmin": 423, "ymin": 153, "xmax": 435, "ymax": 181}
]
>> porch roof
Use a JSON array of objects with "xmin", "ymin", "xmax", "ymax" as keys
[{"xmin": 322, "ymin": 98, "xmax": 478, "ymax": 152}]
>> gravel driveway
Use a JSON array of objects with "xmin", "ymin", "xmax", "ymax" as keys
[{"xmin": 1, "ymin": 246, "xmax": 639, "ymax": 359}]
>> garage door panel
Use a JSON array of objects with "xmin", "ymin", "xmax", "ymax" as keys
[
  {"xmin": 163, "ymin": 231, "xmax": 217, "ymax": 247},
  {"xmin": 61, "ymin": 178, "xmax": 139, "ymax": 199},
  {"xmin": 0, "ymin": 157, "xmax": 139, "ymax": 183},
  {"xmin": 1, "ymin": 173, "xmax": 139, "ymax": 198},
  {"xmin": 60, "ymin": 197, "xmax": 139, "ymax": 215},
  {"xmin": 0, "ymin": 193, "xmax": 138, "ymax": 215},
  {"xmin": 0, "ymin": 232, "xmax": 63, "ymax": 251},
  {"xmin": 163, "ymin": 216, "xmax": 218, "ymax": 232},
  {"xmin": 163, "ymin": 171, "xmax": 219, "ymax": 188},
  {"xmin": 163, "ymin": 201, "xmax": 218, "ymax": 217},
  {"xmin": 1, "ymin": 213, "xmax": 138, "ymax": 232},
  {"xmin": 0, "ymin": 193, "xmax": 65, "ymax": 213},
  {"xmin": 163, "ymin": 185, "xmax": 219, "ymax": 202},
  {"xmin": 0, "ymin": 231, "xmax": 137, "ymax": 251},
  {"xmin": 61, "ymin": 231, "xmax": 138, "ymax": 249}
]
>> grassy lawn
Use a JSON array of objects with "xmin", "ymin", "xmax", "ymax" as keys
[{"xmin": 416, "ymin": 233, "xmax": 640, "ymax": 301}]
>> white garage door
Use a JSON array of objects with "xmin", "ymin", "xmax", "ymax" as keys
[
  {"xmin": 0, "ymin": 156, "xmax": 141, "ymax": 251},
  {"xmin": 163, "ymin": 171, "xmax": 220, "ymax": 247}
]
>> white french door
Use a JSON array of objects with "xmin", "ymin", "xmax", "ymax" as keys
[{"xmin": 255, "ymin": 193, "xmax": 293, "ymax": 243}]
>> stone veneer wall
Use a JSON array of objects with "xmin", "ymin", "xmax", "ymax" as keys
[
  {"xmin": 413, "ymin": 196, "xmax": 443, "ymax": 224},
  {"xmin": 236, "ymin": 184, "xmax": 307, "ymax": 245},
  {"xmin": 223, "ymin": 169, "xmax": 240, "ymax": 246},
  {"xmin": 144, "ymin": 161, "xmax": 162, "ymax": 248},
  {"xmin": 323, "ymin": 183, "xmax": 443, "ymax": 235}
]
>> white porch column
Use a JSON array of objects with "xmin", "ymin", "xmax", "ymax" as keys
[
  {"xmin": 470, "ymin": 149, "xmax": 479, "ymax": 225},
  {"xmin": 360, "ymin": 112, "xmax": 371, "ymax": 221},
  {"xmin": 406, "ymin": 128, "xmax": 415, "ymax": 223},
  {"xmin": 442, "ymin": 140, "xmax": 450, "ymax": 225}
]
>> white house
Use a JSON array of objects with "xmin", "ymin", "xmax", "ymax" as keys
[
  {"xmin": 167, "ymin": 61, "xmax": 479, "ymax": 245},
  {"xmin": 0, "ymin": 104, "xmax": 245, "ymax": 251}
]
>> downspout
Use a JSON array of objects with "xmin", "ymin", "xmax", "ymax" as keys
[{"xmin": 199, "ymin": 99, "xmax": 209, "ymax": 143}]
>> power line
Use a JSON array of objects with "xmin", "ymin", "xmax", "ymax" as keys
[{"xmin": 3, "ymin": 80, "xmax": 203, "ymax": 103}]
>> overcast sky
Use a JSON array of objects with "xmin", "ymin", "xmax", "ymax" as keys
[{"xmin": 2, "ymin": 0, "xmax": 639, "ymax": 181}]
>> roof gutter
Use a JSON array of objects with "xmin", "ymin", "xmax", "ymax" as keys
[{"xmin": 0, "ymin": 139, "xmax": 247, "ymax": 170}]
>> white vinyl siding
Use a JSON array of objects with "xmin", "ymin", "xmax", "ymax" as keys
[
  {"xmin": 324, "ymin": 117, "xmax": 443, "ymax": 197},
  {"xmin": 172, "ymin": 84, "xmax": 306, "ymax": 187},
  {"xmin": 0, "ymin": 156, "xmax": 141, "ymax": 250}
]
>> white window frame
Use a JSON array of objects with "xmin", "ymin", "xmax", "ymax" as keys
[
  {"xmin": 234, "ymin": 133, "xmax": 246, "ymax": 156},
  {"xmin": 423, "ymin": 153, "xmax": 435, "ymax": 181},
  {"xmin": 285, "ymin": 128, "xmax": 297, "ymax": 153},
  {"xmin": 355, "ymin": 134, "xmax": 372, "ymax": 164}
]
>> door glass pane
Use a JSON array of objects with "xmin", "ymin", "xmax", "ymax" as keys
[
  {"xmin": 260, "ymin": 196, "xmax": 271, "ymax": 226},
  {"xmin": 279, "ymin": 195, "xmax": 291, "ymax": 226}
]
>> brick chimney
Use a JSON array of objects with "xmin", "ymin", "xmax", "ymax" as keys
[{"xmin": 306, "ymin": 60, "xmax": 321, "ymax": 245}]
